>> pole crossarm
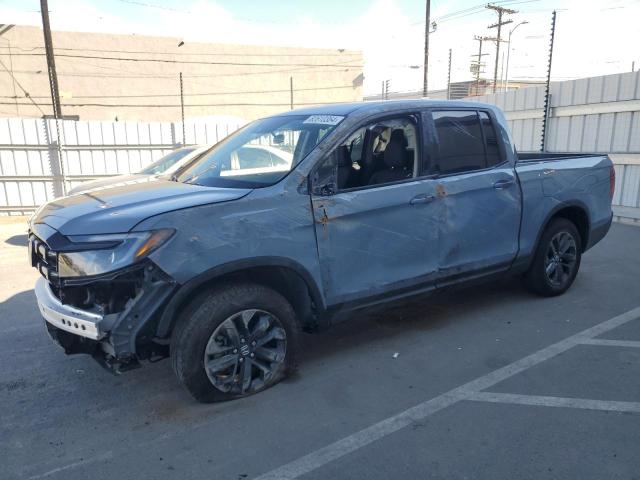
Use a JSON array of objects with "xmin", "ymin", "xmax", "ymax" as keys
[{"xmin": 486, "ymin": 3, "xmax": 517, "ymax": 93}]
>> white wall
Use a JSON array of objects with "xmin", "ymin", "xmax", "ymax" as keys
[
  {"xmin": 466, "ymin": 71, "xmax": 640, "ymax": 224},
  {"xmin": 0, "ymin": 116, "xmax": 245, "ymax": 214}
]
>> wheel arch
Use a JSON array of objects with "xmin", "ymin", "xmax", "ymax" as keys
[
  {"xmin": 155, "ymin": 257, "xmax": 325, "ymax": 339},
  {"xmin": 534, "ymin": 201, "xmax": 590, "ymax": 257}
]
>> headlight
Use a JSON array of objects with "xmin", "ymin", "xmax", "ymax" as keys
[{"xmin": 58, "ymin": 229, "xmax": 174, "ymax": 278}]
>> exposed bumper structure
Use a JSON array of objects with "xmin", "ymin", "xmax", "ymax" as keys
[{"xmin": 35, "ymin": 277, "xmax": 104, "ymax": 340}]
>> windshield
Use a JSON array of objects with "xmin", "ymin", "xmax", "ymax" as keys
[
  {"xmin": 174, "ymin": 114, "xmax": 343, "ymax": 188},
  {"xmin": 139, "ymin": 147, "xmax": 197, "ymax": 175}
]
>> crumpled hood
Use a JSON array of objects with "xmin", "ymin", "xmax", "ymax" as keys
[{"xmin": 32, "ymin": 178, "xmax": 251, "ymax": 235}]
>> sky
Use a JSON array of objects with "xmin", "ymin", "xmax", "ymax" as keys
[{"xmin": 1, "ymin": 0, "xmax": 639, "ymax": 95}]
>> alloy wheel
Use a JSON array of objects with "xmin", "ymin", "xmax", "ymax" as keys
[
  {"xmin": 545, "ymin": 231, "xmax": 577, "ymax": 287},
  {"xmin": 203, "ymin": 309, "xmax": 287, "ymax": 395}
]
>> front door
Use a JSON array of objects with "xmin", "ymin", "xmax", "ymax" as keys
[
  {"xmin": 310, "ymin": 114, "xmax": 440, "ymax": 305},
  {"xmin": 426, "ymin": 109, "xmax": 522, "ymax": 280}
]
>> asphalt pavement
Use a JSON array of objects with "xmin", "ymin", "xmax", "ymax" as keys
[{"xmin": 1, "ymin": 217, "xmax": 639, "ymax": 480}]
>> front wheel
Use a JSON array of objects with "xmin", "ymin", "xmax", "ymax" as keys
[
  {"xmin": 171, "ymin": 283, "xmax": 299, "ymax": 403},
  {"xmin": 523, "ymin": 218, "xmax": 582, "ymax": 297}
]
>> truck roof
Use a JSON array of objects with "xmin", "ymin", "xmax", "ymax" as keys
[{"xmin": 276, "ymin": 99, "xmax": 499, "ymax": 118}]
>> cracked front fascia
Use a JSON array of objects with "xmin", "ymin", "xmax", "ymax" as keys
[{"xmin": 76, "ymin": 264, "xmax": 176, "ymax": 358}]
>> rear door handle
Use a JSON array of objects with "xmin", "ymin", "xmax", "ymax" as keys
[
  {"xmin": 493, "ymin": 179, "xmax": 515, "ymax": 190},
  {"xmin": 410, "ymin": 193, "xmax": 436, "ymax": 205}
]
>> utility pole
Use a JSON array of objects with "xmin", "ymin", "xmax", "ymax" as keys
[
  {"xmin": 541, "ymin": 10, "xmax": 556, "ymax": 152},
  {"xmin": 40, "ymin": 0, "xmax": 62, "ymax": 119},
  {"xmin": 40, "ymin": 0, "xmax": 66, "ymax": 195},
  {"xmin": 447, "ymin": 49, "xmax": 452, "ymax": 100},
  {"xmin": 289, "ymin": 76, "xmax": 293, "ymax": 110},
  {"xmin": 179, "ymin": 72, "xmax": 185, "ymax": 145},
  {"xmin": 422, "ymin": 0, "xmax": 431, "ymax": 97},
  {"xmin": 487, "ymin": 3, "xmax": 516, "ymax": 93},
  {"xmin": 471, "ymin": 36, "xmax": 494, "ymax": 95}
]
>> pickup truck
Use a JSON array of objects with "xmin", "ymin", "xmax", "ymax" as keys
[{"xmin": 28, "ymin": 100, "xmax": 614, "ymax": 403}]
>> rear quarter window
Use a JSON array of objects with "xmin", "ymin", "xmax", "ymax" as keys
[{"xmin": 479, "ymin": 111, "xmax": 502, "ymax": 167}]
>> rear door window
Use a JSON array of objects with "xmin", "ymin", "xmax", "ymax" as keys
[{"xmin": 431, "ymin": 110, "xmax": 486, "ymax": 174}]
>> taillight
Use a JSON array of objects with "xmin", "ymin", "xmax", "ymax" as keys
[{"xmin": 609, "ymin": 166, "xmax": 615, "ymax": 200}]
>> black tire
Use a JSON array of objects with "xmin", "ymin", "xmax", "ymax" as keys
[
  {"xmin": 523, "ymin": 217, "xmax": 582, "ymax": 297},
  {"xmin": 170, "ymin": 282, "xmax": 299, "ymax": 403}
]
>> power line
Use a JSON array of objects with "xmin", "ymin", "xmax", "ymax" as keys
[
  {"xmin": 0, "ymin": 100, "xmax": 349, "ymax": 108},
  {"xmin": 0, "ymin": 84, "xmax": 357, "ymax": 100},
  {"xmin": 0, "ymin": 44, "xmax": 360, "ymax": 58},
  {"xmin": 2, "ymin": 52, "xmax": 364, "ymax": 67},
  {"xmin": 0, "ymin": 57, "xmax": 46, "ymax": 115},
  {"xmin": 5, "ymin": 65, "xmax": 361, "ymax": 79},
  {"xmin": 418, "ymin": 0, "xmax": 538, "ymax": 25}
]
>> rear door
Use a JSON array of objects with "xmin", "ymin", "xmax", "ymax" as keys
[
  {"xmin": 310, "ymin": 113, "xmax": 440, "ymax": 305},
  {"xmin": 425, "ymin": 109, "xmax": 521, "ymax": 281}
]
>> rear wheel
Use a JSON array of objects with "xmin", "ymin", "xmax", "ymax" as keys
[
  {"xmin": 171, "ymin": 283, "xmax": 299, "ymax": 403},
  {"xmin": 523, "ymin": 218, "xmax": 582, "ymax": 297}
]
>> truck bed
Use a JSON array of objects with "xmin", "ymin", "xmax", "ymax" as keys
[
  {"xmin": 514, "ymin": 152, "xmax": 613, "ymax": 260},
  {"xmin": 516, "ymin": 152, "xmax": 605, "ymax": 163}
]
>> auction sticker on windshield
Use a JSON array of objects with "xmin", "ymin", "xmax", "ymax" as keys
[{"xmin": 303, "ymin": 115, "xmax": 344, "ymax": 125}]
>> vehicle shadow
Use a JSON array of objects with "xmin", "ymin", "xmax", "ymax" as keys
[
  {"xmin": 0, "ymin": 277, "xmax": 531, "ymax": 414},
  {"xmin": 295, "ymin": 277, "xmax": 530, "ymax": 367},
  {"xmin": 5, "ymin": 234, "xmax": 28, "ymax": 247}
]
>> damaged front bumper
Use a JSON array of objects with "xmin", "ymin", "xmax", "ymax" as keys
[
  {"xmin": 35, "ymin": 263, "xmax": 176, "ymax": 372},
  {"xmin": 35, "ymin": 277, "xmax": 104, "ymax": 340}
]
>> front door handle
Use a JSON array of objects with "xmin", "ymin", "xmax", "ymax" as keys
[
  {"xmin": 410, "ymin": 193, "xmax": 436, "ymax": 205},
  {"xmin": 493, "ymin": 179, "xmax": 515, "ymax": 190}
]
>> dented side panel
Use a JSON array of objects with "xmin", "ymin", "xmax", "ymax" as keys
[
  {"xmin": 435, "ymin": 164, "xmax": 521, "ymax": 278},
  {"xmin": 135, "ymin": 170, "xmax": 324, "ymax": 300},
  {"xmin": 311, "ymin": 179, "xmax": 440, "ymax": 305}
]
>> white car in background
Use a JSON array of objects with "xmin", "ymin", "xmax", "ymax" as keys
[
  {"xmin": 68, "ymin": 144, "xmax": 293, "ymax": 194},
  {"xmin": 221, "ymin": 144, "xmax": 293, "ymax": 176},
  {"xmin": 67, "ymin": 145, "xmax": 210, "ymax": 195}
]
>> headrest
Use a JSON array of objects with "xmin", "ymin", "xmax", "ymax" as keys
[{"xmin": 336, "ymin": 145, "xmax": 351, "ymax": 167}]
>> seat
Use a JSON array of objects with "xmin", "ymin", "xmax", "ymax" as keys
[{"xmin": 368, "ymin": 129, "xmax": 411, "ymax": 185}]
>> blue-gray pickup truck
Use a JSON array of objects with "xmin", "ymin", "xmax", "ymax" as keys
[{"xmin": 28, "ymin": 100, "xmax": 614, "ymax": 402}]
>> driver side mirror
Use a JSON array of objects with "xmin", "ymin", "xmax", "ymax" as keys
[{"xmin": 272, "ymin": 133, "xmax": 285, "ymax": 144}]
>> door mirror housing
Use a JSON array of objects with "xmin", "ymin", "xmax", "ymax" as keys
[{"xmin": 310, "ymin": 178, "xmax": 336, "ymax": 196}]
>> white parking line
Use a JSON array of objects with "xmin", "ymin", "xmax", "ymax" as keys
[
  {"xmin": 580, "ymin": 338, "xmax": 640, "ymax": 348},
  {"xmin": 254, "ymin": 306, "xmax": 640, "ymax": 480},
  {"xmin": 27, "ymin": 452, "xmax": 114, "ymax": 480},
  {"xmin": 469, "ymin": 391, "xmax": 640, "ymax": 413}
]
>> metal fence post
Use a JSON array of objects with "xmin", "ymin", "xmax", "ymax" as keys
[
  {"xmin": 540, "ymin": 10, "xmax": 556, "ymax": 152},
  {"xmin": 42, "ymin": 118, "xmax": 64, "ymax": 198}
]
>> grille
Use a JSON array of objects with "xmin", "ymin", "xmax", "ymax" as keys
[{"xmin": 29, "ymin": 233, "xmax": 59, "ymax": 284}]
